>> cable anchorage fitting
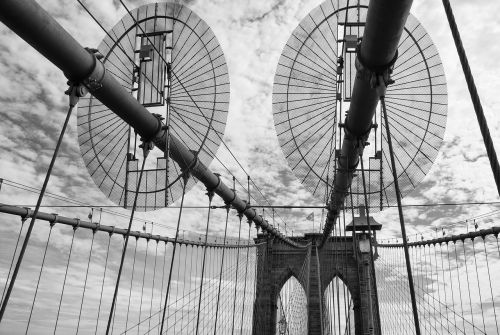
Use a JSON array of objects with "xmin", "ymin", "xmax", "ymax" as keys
[
  {"xmin": 64, "ymin": 81, "xmax": 87, "ymax": 107},
  {"xmin": 138, "ymin": 137, "xmax": 154, "ymax": 159}
]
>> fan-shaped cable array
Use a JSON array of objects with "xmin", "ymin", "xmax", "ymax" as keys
[
  {"xmin": 273, "ymin": 0, "xmax": 447, "ymax": 212},
  {"xmin": 78, "ymin": 2, "xmax": 230, "ymax": 211}
]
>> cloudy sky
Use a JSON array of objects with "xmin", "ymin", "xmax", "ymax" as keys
[
  {"xmin": 1, "ymin": 0, "xmax": 500, "ymax": 241},
  {"xmin": 0, "ymin": 0, "xmax": 500, "ymax": 333}
]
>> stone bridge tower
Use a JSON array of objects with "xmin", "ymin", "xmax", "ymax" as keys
[{"xmin": 252, "ymin": 232, "xmax": 380, "ymax": 335}]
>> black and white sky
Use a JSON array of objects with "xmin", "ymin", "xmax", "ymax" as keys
[{"xmin": 1, "ymin": 0, "xmax": 500, "ymax": 243}]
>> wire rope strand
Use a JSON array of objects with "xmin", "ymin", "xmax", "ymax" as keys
[
  {"xmin": 471, "ymin": 238, "xmax": 487, "ymax": 333},
  {"xmin": 95, "ymin": 233, "xmax": 112, "ymax": 334},
  {"xmin": 156, "ymin": 241, "xmax": 167, "ymax": 333},
  {"xmin": 432, "ymin": 243, "xmax": 445, "ymax": 333},
  {"xmin": 453, "ymin": 241, "xmax": 466, "ymax": 331},
  {"xmin": 442, "ymin": 0, "xmax": 500, "ymax": 198},
  {"xmin": 76, "ymin": 229, "xmax": 96, "ymax": 334},
  {"xmin": 482, "ymin": 237, "xmax": 499, "ymax": 331},
  {"xmin": 381, "ymin": 96, "xmax": 421, "ymax": 335},
  {"xmin": 0, "ymin": 102, "xmax": 75, "ymax": 322},
  {"xmin": 213, "ymin": 206, "xmax": 230, "ymax": 335},
  {"xmin": 445, "ymin": 242, "xmax": 459, "ymax": 335},
  {"xmin": 159, "ymin": 174, "xmax": 189, "ymax": 334},
  {"xmin": 54, "ymin": 227, "xmax": 77, "ymax": 333},
  {"xmin": 106, "ymin": 154, "xmax": 149, "ymax": 335},
  {"xmin": 147, "ymin": 241, "xmax": 159, "ymax": 332},
  {"xmin": 462, "ymin": 240, "xmax": 476, "ymax": 335},
  {"xmin": 137, "ymin": 239, "xmax": 150, "ymax": 335},
  {"xmin": 438, "ymin": 242, "xmax": 451, "ymax": 333},
  {"xmin": 426, "ymin": 244, "xmax": 438, "ymax": 333},
  {"xmin": 231, "ymin": 215, "xmax": 243, "ymax": 335},
  {"xmin": 0, "ymin": 217, "xmax": 27, "ymax": 306},
  {"xmin": 25, "ymin": 222, "xmax": 55, "ymax": 334},
  {"xmin": 125, "ymin": 238, "xmax": 139, "ymax": 332},
  {"xmin": 239, "ymin": 222, "xmax": 252, "ymax": 334}
]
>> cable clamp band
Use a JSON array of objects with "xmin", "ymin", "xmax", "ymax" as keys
[
  {"xmin": 74, "ymin": 218, "xmax": 81, "ymax": 231},
  {"xmin": 81, "ymin": 48, "xmax": 105, "ymax": 92},
  {"xmin": 49, "ymin": 213, "xmax": 58, "ymax": 227},
  {"xmin": 22, "ymin": 207, "xmax": 32, "ymax": 222},
  {"xmin": 355, "ymin": 44, "xmax": 397, "ymax": 89},
  {"xmin": 207, "ymin": 173, "xmax": 222, "ymax": 200},
  {"xmin": 151, "ymin": 113, "xmax": 165, "ymax": 142}
]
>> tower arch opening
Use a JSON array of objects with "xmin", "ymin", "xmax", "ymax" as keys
[
  {"xmin": 276, "ymin": 275, "xmax": 308, "ymax": 335},
  {"xmin": 323, "ymin": 276, "xmax": 354, "ymax": 334}
]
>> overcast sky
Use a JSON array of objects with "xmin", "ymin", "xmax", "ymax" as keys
[
  {"xmin": 1, "ymin": 0, "xmax": 500, "ymax": 333},
  {"xmin": 1, "ymin": 0, "xmax": 499, "ymax": 241}
]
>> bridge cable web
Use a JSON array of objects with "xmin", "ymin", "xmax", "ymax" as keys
[
  {"xmin": 76, "ymin": 0, "xmax": 294, "ymax": 241},
  {"xmin": 0, "ymin": 189, "xmax": 261, "ymax": 334},
  {"xmin": 0, "ymin": 96, "xmax": 77, "ymax": 322},
  {"xmin": 377, "ymin": 229, "xmax": 500, "ymax": 334},
  {"xmin": 77, "ymin": 0, "xmax": 292, "ymax": 233}
]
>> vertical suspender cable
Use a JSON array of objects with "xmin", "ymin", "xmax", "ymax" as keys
[
  {"xmin": 471, "ymin": 238, "xmax": 486, "ymax": 333},
  {"xmin": 125, "ymin": 238, "xmax": 139, "ymax": 331},
  {"xmin": 54, "ymin": 226, "xmax": 77, "ymax": 332},
  {"xmin": 0, "ymin": 97, "xmax": 76, "ymax": 322},
  {"xmin": 148, "ymin": 241, "xmax": 159, "ymax": 332},
  {"xmin": 0, "ymin": 216, "xmax": 26, "ymax": 306},
  {"xmin": 231, "ymin": 214, "xmax": 243, "ymax": 335},
  {"xmin": 96, "ymin": 232, "xmax": 112, "ymax": 334},
  {"xmin": 106, "ymin": 151, "xmax": 149, "ymax": 335},
  {"xmin": 442, "ymin": 0, "xmax": 500, "ymax": 198},
  {"xmin": 25, "ymin": 222, "xmax": 55, "ymax": 334},
  {"xmin": 239, "ymin": 221, "xmax": 252, "ymax": 334},
  {"xmin": 445, "ymin": 242, "xmax": 459, "ymax": 335},
  {"xmin": 76, "ymin": 229, "xmax": 96, "ymax": 335},
  {"xmin": 483, "ymin": 237, "xmax": 499, "ymax": 331},
  {"xmin": 438, "ymin": 243, "xmax": 451, "ymax": 333},
  {"xmin": 462, "ymin": 240, "xmax": 476, "ymax": 335},
  {"xmin": 157, "ymin": 241, "xmax": 167, "ymax": 330},
  {"xmin": 453, "ymin": 241, "xmax": 466, "ymax": 331},
  {"xmin": 138, "ymin": 239, "xmax": 150, "ymax": 334},
  {"xmin": 195, "ymin": 191, "xmax": 214, "ymax": 335},
  {"xmin": 380, "ymin": 96, "xmax": 421, "ymax": 335},
  {"xmin": 160, "ymin": 174, "xmax": 189, "ymax": 334},
  {"xmin": 213, "ymin": 205, "xmax": 230, "ymax": 335}
]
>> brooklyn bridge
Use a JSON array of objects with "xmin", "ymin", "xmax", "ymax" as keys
[{"xmin": 0, "ymin": 0, "xmax": 499, "ymax": 334}]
